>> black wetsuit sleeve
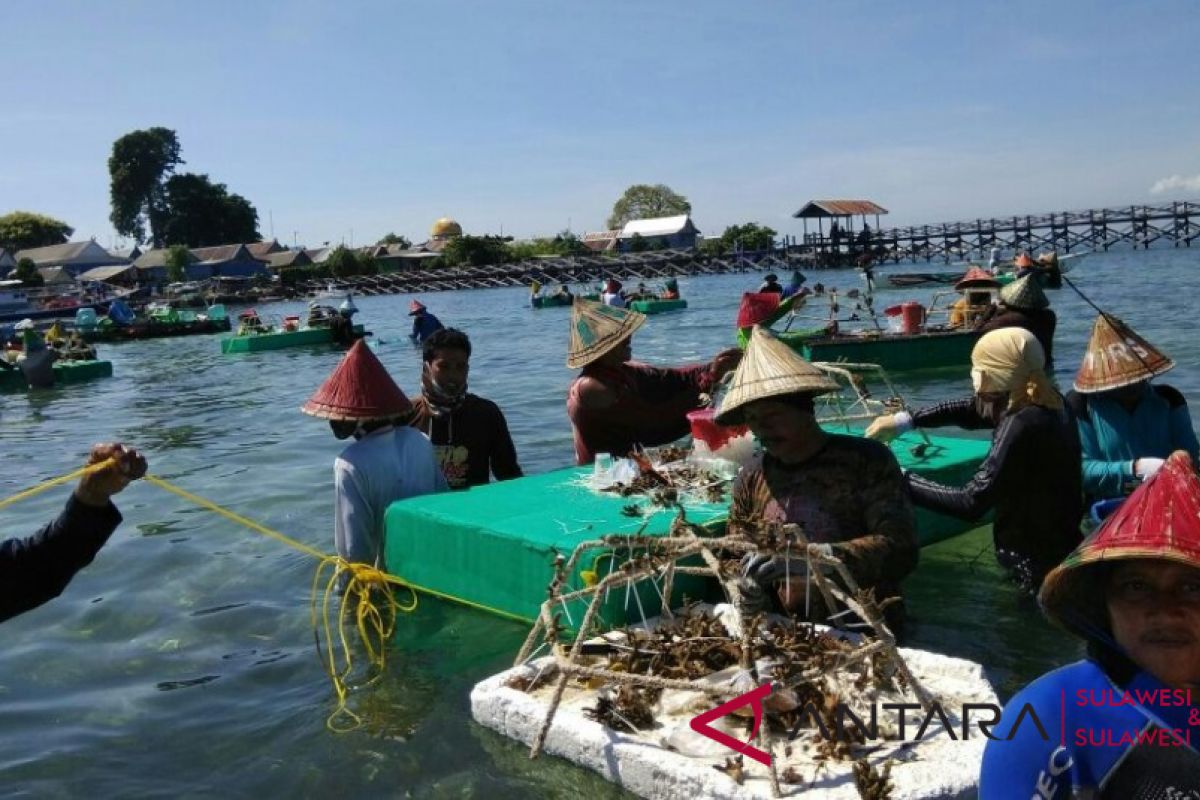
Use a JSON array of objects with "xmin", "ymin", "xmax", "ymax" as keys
[
  {"xmin": 0, "ymin": 495, "xmax": 122, "ymax": 623},
  {"xmin": 904, "ymin": 415, "xmax": 1020, "ymax": 520},
  {"xmin": 912, "ymin": 396, "xmax": 993, "ymax": 430}
]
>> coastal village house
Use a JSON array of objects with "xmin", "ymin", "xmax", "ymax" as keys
[
  {"xmin": 616, "ymin": 215, "xmax": 700, "ymax": 252},
  {"xmin": 190, "ymin": 244, "xmax": 270, "ymax": 278},
  {"xmin": 15, "ymin": 240, "xmax": 129, "ymax": 277},
  {"xmin": 581, "ymin": 231, "xmax": 620, "ymax": 252},
  {"xmin": 132, "ymin": 247, "xmax": 200, "ymax": 283}
]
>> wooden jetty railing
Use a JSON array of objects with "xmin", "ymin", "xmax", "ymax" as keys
[{"xmin": 801, "ymin": 200, "xmax": 1200, "ymax": 263}]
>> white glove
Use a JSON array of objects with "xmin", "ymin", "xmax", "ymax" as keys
[
  {"xmin": 864, "ymin": 412, "xmax": 913, "ymax": 443},
  {"xmin": 1134, "ymin": 458, "xmax": 1165, "ymax": 480}
]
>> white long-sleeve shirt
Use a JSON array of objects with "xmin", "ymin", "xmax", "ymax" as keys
[{"xmin": 333, "ymin": 425, "xmax": 448, "ymax": 569}]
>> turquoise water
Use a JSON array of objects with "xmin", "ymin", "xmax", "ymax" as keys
[{"xmin": 1, "ymin": 249, "xmax": 1197, "ymax": 796}]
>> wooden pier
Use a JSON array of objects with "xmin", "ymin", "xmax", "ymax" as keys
[{"xmin": 798, "ymin": 200, "xmax": 1200, "ymax": 263}]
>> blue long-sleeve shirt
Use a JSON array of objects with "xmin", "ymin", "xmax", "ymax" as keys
[
  {"xmin": 980, "ymin": 659, "xmax": 1200, "ymax": 798},
  {"xmin": 409, "ymin": 312, "xmax": 444, "ymax": 344},
  {"xmin": 1066, "ymin": 383, "xmax": 1200, "ymax": 498}
]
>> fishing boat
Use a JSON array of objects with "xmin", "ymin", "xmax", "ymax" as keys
[
  {"xmin": 628, "ymin": 298, "xmax": 687, "ymax": 314},
  {"xmin": 783, "ymin": 327, "xmax": 981, "ymax": 372},
  {"xmin": 883, "ymin": 252, "xmax": 1085, "ymax": 288},
  {"xmin": 383, "ymin": 362, "xmax": 989, "ymax": 626},
  {"xmin": 530, "ymin": 293, "xmax": 573, "ymax": 309},
  {"xmin": 0, "ymin": 359, "xmax": 113, "ymax": 392},
  {"xmin": 0, "ymin": 280, "xmax": 133, "ymax": 323},
  {"xmin": 77, "ymin": 303, "xmax": 232, "ymax": 343},
  {"xmin": 220, "ymin": 310, "xmax": 364, "ymax": 354}
]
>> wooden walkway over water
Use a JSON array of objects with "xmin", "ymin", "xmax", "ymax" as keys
[
  {"xmin": 295, "ymin": 200, "xmax": 1200, "ymax": 296},
  {"xmin": 804, "ymin": 200, "xmax": 1200, "ymax": 263}
]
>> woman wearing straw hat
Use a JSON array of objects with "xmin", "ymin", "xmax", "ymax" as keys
[
  {"xmin": 949, "ymin": 267, "xmax": 1001, "ymax": 329},
  {"xmin": 977, "ymin": 273, "xmax": 1057, "ymax": 368},
  {"xmin": 866, "ymin": 328, "xmax": 1083, "ymax": 590},
  {"xmin": 717, "ymin": 327, "xmax": 918, "ymax": 631},
  {"xmin": 408, "ymin": 300, "xmax": 444, "ymax": 345},
  {"xmin": 1065, "ymin": 313, "xmax": 1199, "ymax": 503},
  {"xmin": 302, "ymin": 340, "xmax": 448, "ymax": 569},
  {"xmin": 566, "ymin": 299, "xmax": 741, "ymax": 464},
  {"xmin": 979, "ymin": 451, "xmax": 1200, "ymax": 796}
]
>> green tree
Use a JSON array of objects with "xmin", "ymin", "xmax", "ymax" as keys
[
  {"xmin": 0, "ymin": 211, "xmax": 74, "ymax": 252},
  {"xmin": 159, "ymin": 173, "xmax": 260, "ymax": 247},
  {"xmin": 606, "ymin": 184, "xmax": 691, "ymax": 230},
  {"xmin": 165, "ymin": 244, "xmax": 191, "ymax": 283},
  {"xmin": 441, "ymin": 235, "xmax": 511, "ymax": 267},
  {"xmin": 14, "ymin": 257, "xmax": 43, "ymax": 286},
  {"xmin": 325, "ymin": 246, "xmax": 378, "ymax": 278},
  {"xmin": 108, "ymin": 127, "xmax": 184, "ymax": 244},
  {"xmin": 377, "ymin": 232, "xmax": 411, "ymax": 248},
  {"xmin": 720, "ymin": 222, "xmax": 777, "ymax": 253},
  {"xmin": 627, "ymin": 233, "xmax": 650, "ymax": 253}
]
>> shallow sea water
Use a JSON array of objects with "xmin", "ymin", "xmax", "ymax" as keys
[{"xmin": 1, "ymin": 249, "xmax": 1197, "ymax": 797}]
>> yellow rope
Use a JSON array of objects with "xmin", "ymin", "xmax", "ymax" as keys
[{"xmin": 3, "ymin": 465, "xmax": 418, "ymax": 732}]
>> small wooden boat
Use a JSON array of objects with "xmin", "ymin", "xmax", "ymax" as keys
[
  {"xmin": 0, "ymin": 359, "xmax": 113, "ymax": 392},
  {"xmin": 781, "ymin": 327, "xmax": 981, "ymax": 373},
  {"xmin": 531, "ymin": 293, "xmax": 573, "ymax": 309},
  {"xmin": 220, "ymin": 325, "xmax": 365, "ymax": 354},
  {"xmin": 628, "ymin": 298, "xmax": 687, "ymax": 314},
  {"xmin": 81, "ymin": 314, "xmax": 231, "ymax": 343},
  {"xmin": 884, "ymin": 252, "xmax": 1085, "ymax": 289}
]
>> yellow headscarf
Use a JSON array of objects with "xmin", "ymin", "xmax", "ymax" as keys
[{"xmin": 970, "ymin": 327, "xmax": 1061, "ymax": 412}]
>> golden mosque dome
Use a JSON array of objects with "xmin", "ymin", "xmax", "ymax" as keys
[{"xmin": 431, "ymin": 217, "xmax": 463, "ymax": 239}]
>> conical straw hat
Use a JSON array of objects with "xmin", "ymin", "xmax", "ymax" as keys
[
  {"xmin": 1040, "ymin": 450, "xmax": 1200, "ymax": 642},
  {"xmin": 567, "ymin": 298, "xmax": 647, "ymax": 369},
  {"xmin": 954, "ymin": 266, "xmax": 1000, "ymax": 290},
  {"xmin": 1073, "ymin": 313, "xmax": 1174, "ymax": 393},
  {"xmin": 999, "ymin": 273, "xmax": 1049, "ymax": 310},
  {"xmin": 735, "ymin": 292, "xmax": 782, "ymax": 328},
  {"xmin": 301, "ymin": 339, "xmax": 413, "ymax": 421},
  {"xmin": 1014, "ymin": 253, "xmax": 1034, "ymax": 269},
  {"xmin": 715, "ymin": 326, "xmax": 840, "ymax": 425}
]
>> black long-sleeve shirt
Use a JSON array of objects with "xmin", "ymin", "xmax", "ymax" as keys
[
  {"xmin": 906, "ymin": 396, "xmax": 1083, "ymax": 587},
  {"xmin": 0, "ymin": 495, "xmax": 122, "ymax": 623}
]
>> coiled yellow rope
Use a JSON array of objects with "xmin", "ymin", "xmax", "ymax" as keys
[{"xmin": 4, "ymin": 462, "xmax": 417, "ymax": 732}]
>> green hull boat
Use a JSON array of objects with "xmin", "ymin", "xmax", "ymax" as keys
[
  {"xmin": 782, "ymin": 328, "xmax": 981, "ymax": 373},
  {"xmin": 629, "ymin": 298, "xmax": 687, "ymax": 314},
  {"xmin": 220, "ymin": 325, "xmax": 364, "ymax": 354},
  {"xmin": 530, "ymin": 294, "xmax": 572, "ymax": 309},
  {"xmin": 384, "ymin": 431, "xmax": 989, "ymax": 628},
  {"xmin": 0, "ymin": 359, "xmax": 114, "ymax": 392}
]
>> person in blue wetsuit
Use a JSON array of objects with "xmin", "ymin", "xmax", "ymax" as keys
[
  {"xmin": 980, "ymin": 449, "xmax": 1200, "ymax": 798},
  {"xmin": 408, "ymin": 299, "xmax": 444, "ymax": 345},
  {"xmin": 1066, "ymin": 313, "xmax": 1199, "ymax": 502}
]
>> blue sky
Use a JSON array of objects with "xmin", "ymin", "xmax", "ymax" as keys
[{"xmin": 1, "ymin": 0, "xmax": 1197, "ymax": 248}]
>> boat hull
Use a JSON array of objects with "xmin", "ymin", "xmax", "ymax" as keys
[
  {"xmin": 531, "ymin": 294, "xmax": 572, "ymax": 308},
  {"xmin": 220, "ymin": 325, "xmax": 364, "ymax": 353},
  {"xmin": 783, "ymin": 328, "xmax": 981, "ymax": 373},
  {"xmin": 0, "ymin": 359, "xmax": 113, "ymax": 392},
  {"xmin": 628, "ymin": 298, "xmax": 687, "ymax": 314},
  {"xmin": 81, "ymin": 318, "xmax": 232, "ymax": 343}
]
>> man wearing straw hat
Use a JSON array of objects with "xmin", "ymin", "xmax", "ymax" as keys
[
  {"xmin": 1065, "ymin": 313, "xmax": 1199, "ymax": 502},
  {"xmin": 716, "ymin": 327, "xmax": 918, "ymax": 631},
  {"xmin": 977, "ymin": 272, "xmax": 1057, "ymax": 368},
  {"xmin": 867, "ymin": 328, "xmax": 1082, "ymax": 590},
  {"xmin": 566, "ymin": 298, "xmax": 741, "ymax": 464},
  {"xmin": 980, "ymin": 451, "xmax": 1200, "ymax": 795},
  {"xmin": 302, "ymin": 340, "xmax": 447, "ymax": 569}
]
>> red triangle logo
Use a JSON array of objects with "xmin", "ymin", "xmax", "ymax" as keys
[{"xmin": 688, "ymin": 683, "xmax": 773, "ymax": 766}]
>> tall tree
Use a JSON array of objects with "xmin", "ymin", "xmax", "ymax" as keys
[
  {"xmin": 159, "ymin": 173, "xmax": 261, "ymax": 247},
  {"xmin": 108, "ymin": 127, "xmax": 184, "ymax": 245},
  {"xmin": 606, "ymin": 184, "xmax": 691, "ymax": 230},
  {"xmin": 441, "ymin": 235, "xmax": 511, "ymax": 267},
  {"xmin": 0, "ymin": 211, "xmax": 74, "ymax": 252}
]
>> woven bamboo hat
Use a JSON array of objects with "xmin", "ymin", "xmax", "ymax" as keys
[
  {"xmin": 1073, "ymin": 313, "xmax": 1174, "ymax": 393},
  {"xmin": 955, "ymin": 266, "xmax": 1001, "ymax": 290},
  {"xmin": 301, "ymin": 340, "xmax": 413, "ymax": 421},
  {"xmin": 1040, "ymin": 451, "xmax": 1200, "ymax": 642},
  {"xmin": 567, "ymin": 298, "xmax": 646, "ymax": 369},
  {"xmin": 1014, "ymin": 253, "xmax": 1035, "ymax": 269},
  {"xmin": 999, "ymin": 274, "xmax": 1050, "ymax": 310},
  {"xmin": 715, "ymin": 326, "xmax": 839, "ymax": 425}
]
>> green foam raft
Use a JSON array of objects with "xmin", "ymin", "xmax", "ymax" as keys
[
  {"xmin": 0, "ymin": 359, "xmax": 114, "ymax": 392},
  {"xmin": 384, "ymin": 431, "xmax": 990, "ymax": 628},
  {"xmin": 220, "ymin": 325, "xmax": 364, "ymax": 353}
]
